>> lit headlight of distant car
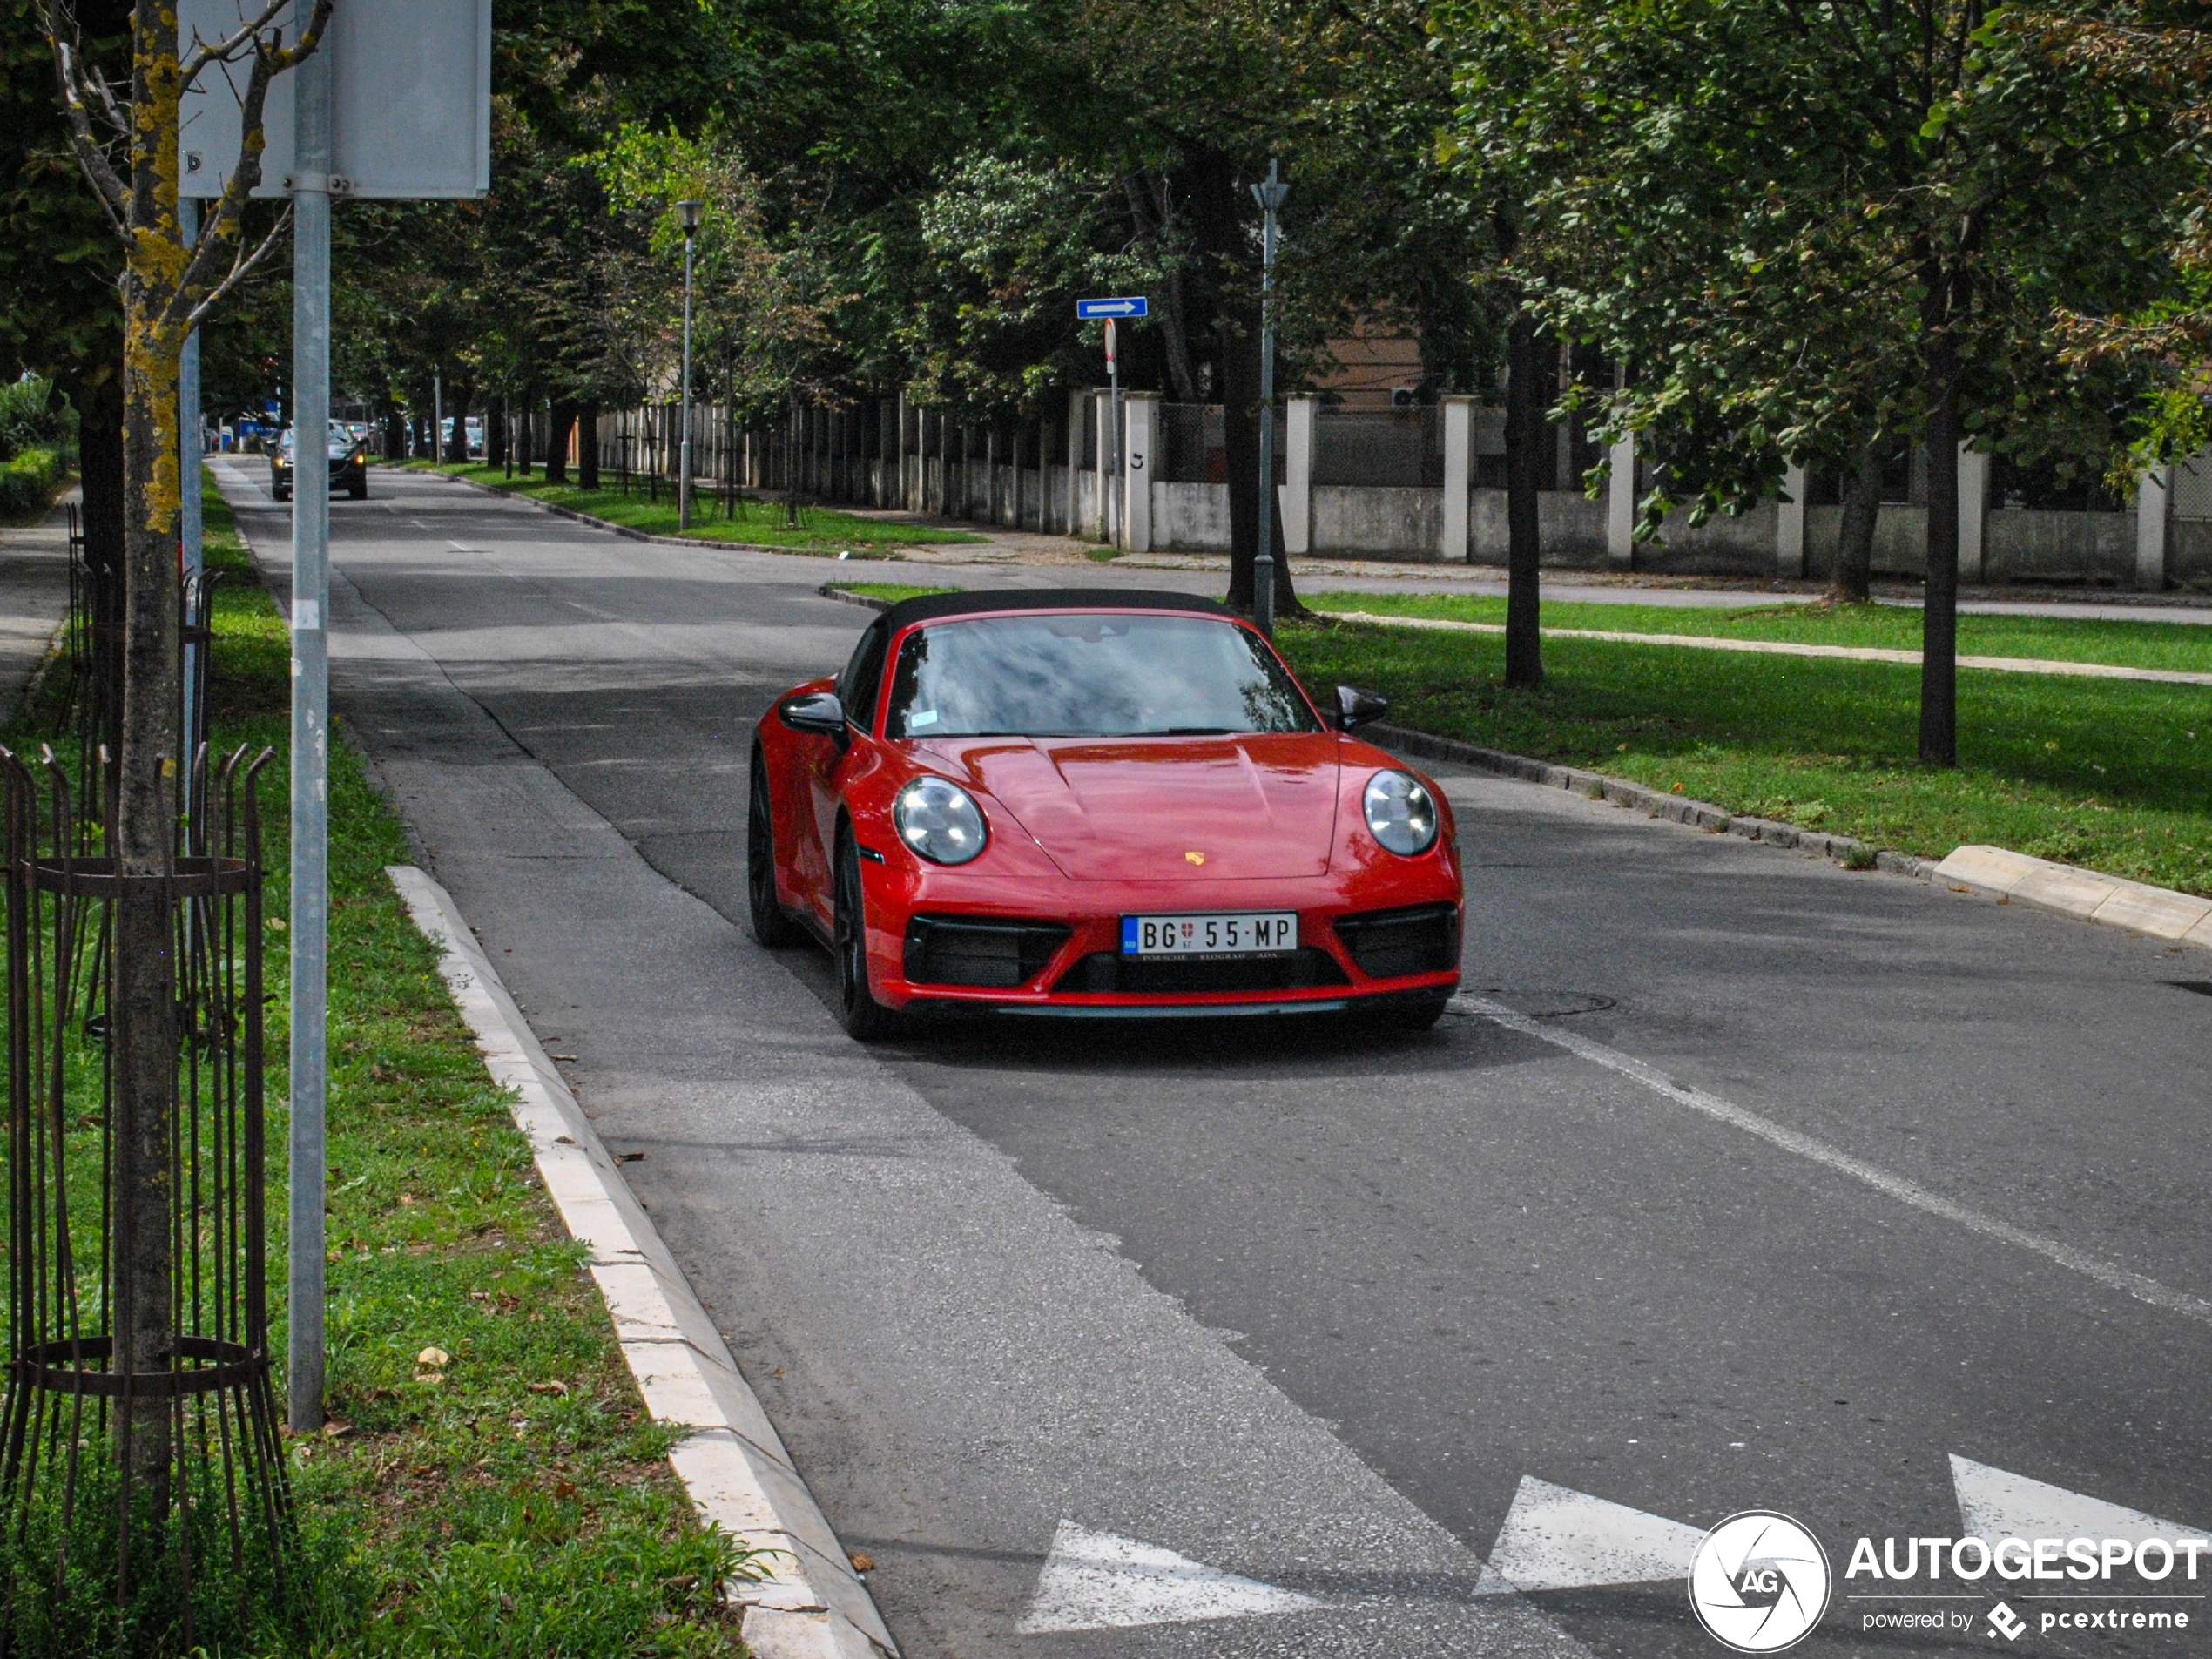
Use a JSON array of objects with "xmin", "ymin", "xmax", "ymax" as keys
[
  {"xmin": 893, "ymin": 776, "xmax": 988, "ymax": 865},
  {"xmin": 1362, "ymin": 770, "xmax": 1439, "ymax": 856}
]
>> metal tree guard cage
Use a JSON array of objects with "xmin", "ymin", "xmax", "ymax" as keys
[{"xmin": 0, "ymin": 742, "xmax": 290, "ymax": 1651}]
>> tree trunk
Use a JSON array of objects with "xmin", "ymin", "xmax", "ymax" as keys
[
  {"xmin": 1130, "ymin": 173, "xmax": 1200, "ymax": 403},
  {"xmin": 545, "ymin": 401, "xmax": 576, "ymax": 485},
  {"xmin": 115, "ymin": 313, "xmax": 180, "ymax": 1499},
  {"xmin": 787, "ymin": 395, "xmax": 801, "ymax": 526},
  {"xmin": 1188, "ymin": 148, "xmax": 1298, "ymax": 617},
  {"xmin": 443, "ymin": 384, "xmax": 472, "ymax": 462},
  {"xmin": 1920, "ymin": 336, "xmax": 1959, "ymax": 767},
  {"xmin": 577, "ymin": 401, "xmax": 600, "ymax": 489},
  {"xmin": 486, "ymin": 398, "xmax": 507, "ymax": 469},
  {"xmin": 384, "ymin": 401, "xmax": 408, "ymax": 462},
  {"xmin": 517, "ymin": 398, "xmax": 534, "ymax": 475},
  {"xmin": 1831, "ymin": 440, "xmax": 1882, "ymax": 604},
  {"xmin": 73, "ymin": 372, "xmax": 127, "ymax": 755},
  {"xmin": 1503, "ymin": 306, "xmax": 1546, "ymax": 690}
]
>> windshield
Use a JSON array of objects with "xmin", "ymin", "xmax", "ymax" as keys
[
  {"xmin": 882, "ymin": 612, "xmax": 1319, "ymax": 739},
  {"xmin": 278, "ymin": 422, "xmax": 355, "ymax": 456}
]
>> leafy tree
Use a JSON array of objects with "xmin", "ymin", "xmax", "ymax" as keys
[
  {"xmin": 1441, "ymin": 0, "xmax": 2201, "ymax": 761},
  {"xmin": 0, "ymin": 0, "xmax": 126, "ymax": 554}
]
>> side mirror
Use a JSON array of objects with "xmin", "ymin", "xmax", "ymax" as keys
[
  {"xmin": 779, "ymin": 691, "xmax": 849, "ymax": 742},
  {"xmin": 1335, "ymin": 685, "xmax": 1390, "ymax": 731}
]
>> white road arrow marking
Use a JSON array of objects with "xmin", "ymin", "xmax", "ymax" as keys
[
  {"xmin": 1016, "ymin": 1521, "xmax": 1320, "ymax": 1633},
  {"xmin": 1474, "ymin": 1475, "xmax": 1706, "ymax": 1595},
  {"xmin": 1952, "ymin": 1455, "xmax": 2208, "ymax": 1546}
]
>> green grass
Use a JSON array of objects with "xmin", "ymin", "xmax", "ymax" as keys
[
  {"xmin": 0, "ymin": 448, "xmax": 67, "ymax": 523},
  {"xmin": 1275, "ymin": 617, "xmax": 2212, "ymax": 895},
  {"xmin": 399, "ymin": 460, "xmax": 979, "ymax": 553},
  {"xmin": 825, "ymin": 581, "xmax": 956, "ymax": 606},
  {"xmin": 0, "ymin": 477, "xmax": 758, "ymax": 1656},
  {"xmin": 787, "ymin": 579, "xmax": 2212, "ymax": 893},
  {"xmin": 1308, "ymin": 590, "xmax": 2212, "ymax": 674}
]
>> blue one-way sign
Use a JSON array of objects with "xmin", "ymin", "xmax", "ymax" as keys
[{"xmin": 1077, "ymin": 297, "xmax": 1149, "ymax": 319}]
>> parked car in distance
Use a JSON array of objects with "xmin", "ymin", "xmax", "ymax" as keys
[
  {"xmin": 749, "ymin": 589, "xmax": 1464, "ymax": 1038},
  {"xmin": 437, "ymin": 415, "xmax": 486, "ymax": 459},
  {"xmin": 272, "ymin": 421, "xmax": 368, "ymax": 502}
]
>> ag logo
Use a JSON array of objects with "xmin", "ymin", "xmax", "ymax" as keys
[{"xmin": 1688, "ymin": 1511, "xmax": 1831, "ymax": 1653}]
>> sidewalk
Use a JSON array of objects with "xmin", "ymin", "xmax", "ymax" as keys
[{"xmin": 0, "ymin": 492, "xmax": 78, "ymax": 722}]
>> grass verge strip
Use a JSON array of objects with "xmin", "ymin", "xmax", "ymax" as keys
[
  {"xmin": 398, "ymin": 460, "xmax": 978, "ymax": 552},
  {"xmin": 1275, "ymin": 617, "xmax": 2212, "ymax": 897},
  {"xmin": 1317, "ymin": 607, "xmax": 2212, "ymax": 685},
  {"xmin": 1, "ymin": 475, "xmax": 759, "ymax": 1656},
  {"xmin": 1308, "ymin": 589, "xmax": 2212, "ymax": 674}
]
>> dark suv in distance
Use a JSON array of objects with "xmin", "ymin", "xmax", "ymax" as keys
[{"xmin": 272, "ymin": 422, "xmax": 368, "ymax": 502}]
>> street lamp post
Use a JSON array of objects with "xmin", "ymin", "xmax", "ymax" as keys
[
  {"xmin": 1251, "ymin": 159, "xmax": 1289, "ymax": 637},
  {"xmin": 678, "ymin": 199, "xmax": 702, "ymax": 531}
]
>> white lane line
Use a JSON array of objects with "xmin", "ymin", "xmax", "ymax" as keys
[
  {"xmin": 1951, "ymin": 1455, "xmax": 2209, "ymax": 1549},
  {"xmin": 1452, "ymin": 995, "xmax": 2212, "ymax": 1326},
  {"xmin": 1017, "ymin": 1522, "xmax": 1319, "ymax": 1633},
  {"xmin": 1475, "ymin": 1477, "xmax": 1704, "ymax": 1596}
]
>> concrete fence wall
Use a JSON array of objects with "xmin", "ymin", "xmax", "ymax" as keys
[{"xmin": 607, "ymin": 390, "xmax": 2206, "ymax": 590}]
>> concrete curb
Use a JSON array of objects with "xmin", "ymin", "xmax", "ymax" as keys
[
  {"xmin": 388, "ymin": 864, "xmax": 897, "ymax": 1659},
  {"xmin": 1369, "ymin": 723, "xmax": 1934, "ymax": 880},
  {"xmin": 817, "ymin": 582, "xmax": 898, "ymax": 611},
  {"xmin": 1932, "ymin": 846, "xmax": 2212, "ymax": 945},
  {"xmin": 413, "ymin": 468, "xmax": 920, "ymax": 561}
]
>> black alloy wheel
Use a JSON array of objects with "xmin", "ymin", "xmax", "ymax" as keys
[
  {"xmin": 833, "ymin": 833, "xmax": 900, "ymax": 1041},
  {"xmin": 746, "ymin": 750, "xmax": 803, "ymax": 948}
]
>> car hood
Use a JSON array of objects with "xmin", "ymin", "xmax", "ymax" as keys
[{"xmin": 920, "ymin": 733, "xmax": 1341, "ymax": 880}]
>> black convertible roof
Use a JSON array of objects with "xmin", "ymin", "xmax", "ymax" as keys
[{"xmin": 877, "ymin": 587, "xmax": 1230, "ymax": 631}]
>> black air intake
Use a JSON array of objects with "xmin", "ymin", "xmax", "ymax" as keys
[
  {"xmin": 1333, "ymin": 903, "xmax": 1460, "ymax": 979},
  {"xmin": 1053, "ymin": 948, "xmax": 1350, "ymax": 995},
  {"xmin": 904, "ymin": 916, "xmax": 1071, "ymax": 988}
]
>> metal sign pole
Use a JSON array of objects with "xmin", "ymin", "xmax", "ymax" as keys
[
  {"xmin": 287, "ymin": 41, "xmax": 334, "ymax": 1435},
  {"xmin": 1251, "ymin": 160, "xmax": 1289, "ymax": 637},
  {"xmin": 1105, "ymin": 318, "xmax": 1121, "ymax": 548}
]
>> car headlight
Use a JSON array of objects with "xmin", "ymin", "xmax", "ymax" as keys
[
  {"xmin": 1363, "ymin": 770, "xmax": 1439, "ymax": 856},
  {"xmin": 893, "ymin": 776, "xmax": 988, "ymax": 866}
]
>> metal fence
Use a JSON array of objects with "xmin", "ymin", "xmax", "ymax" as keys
[
  {"xmin": 2170, "ymin": 455, "xmax": 2212, "ymax": 521},
  {"xmin": 1312, "ymin": 408, "xmax": 1442, "ymax": 489},
  {"xmin": 1157, "ymin": 403, "xmax": 1223, "ymax": 483}
]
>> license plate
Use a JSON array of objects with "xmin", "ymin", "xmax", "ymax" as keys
[{"xmin": 1121, "ymin": 912, "xmax": 1299, "ymax": 958}]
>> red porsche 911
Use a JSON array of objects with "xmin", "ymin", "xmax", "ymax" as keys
[{"xmin": 747, "ymin": 589, "xmax": 1463, "ymax": 1037}]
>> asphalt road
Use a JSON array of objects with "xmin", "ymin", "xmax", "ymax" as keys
[{"xmin": 217, "ymin": 462, "xmax": 2212, "ymax": 1659}]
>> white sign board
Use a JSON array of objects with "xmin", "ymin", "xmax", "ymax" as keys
[{"xmin": 179, "ymin": 0, "xmax": 490, "ymax": 199}]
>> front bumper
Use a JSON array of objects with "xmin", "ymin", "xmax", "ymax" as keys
[
  {"xmin": 270, "ymin": 455, "xmax": 365, "ymax": 495},
  {"xmin": 863, "ymin": 867, "xmax": 1460, "ymax": 1015}
]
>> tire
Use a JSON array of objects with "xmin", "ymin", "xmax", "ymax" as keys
[
  {"xmin": 833, "ymin": 833, "xmax": 900, "ymax": 1041},
  {"xmin": 349, "ymin": 479, "xmax": 368, "ymax": 500},
  {"xmin": 745, "ymin": 750, "xmax": 804, "ymax": 948},
  {"xmin": 1349, "ymin": 990, "xmax": 1451, "ymax": 1034}
]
